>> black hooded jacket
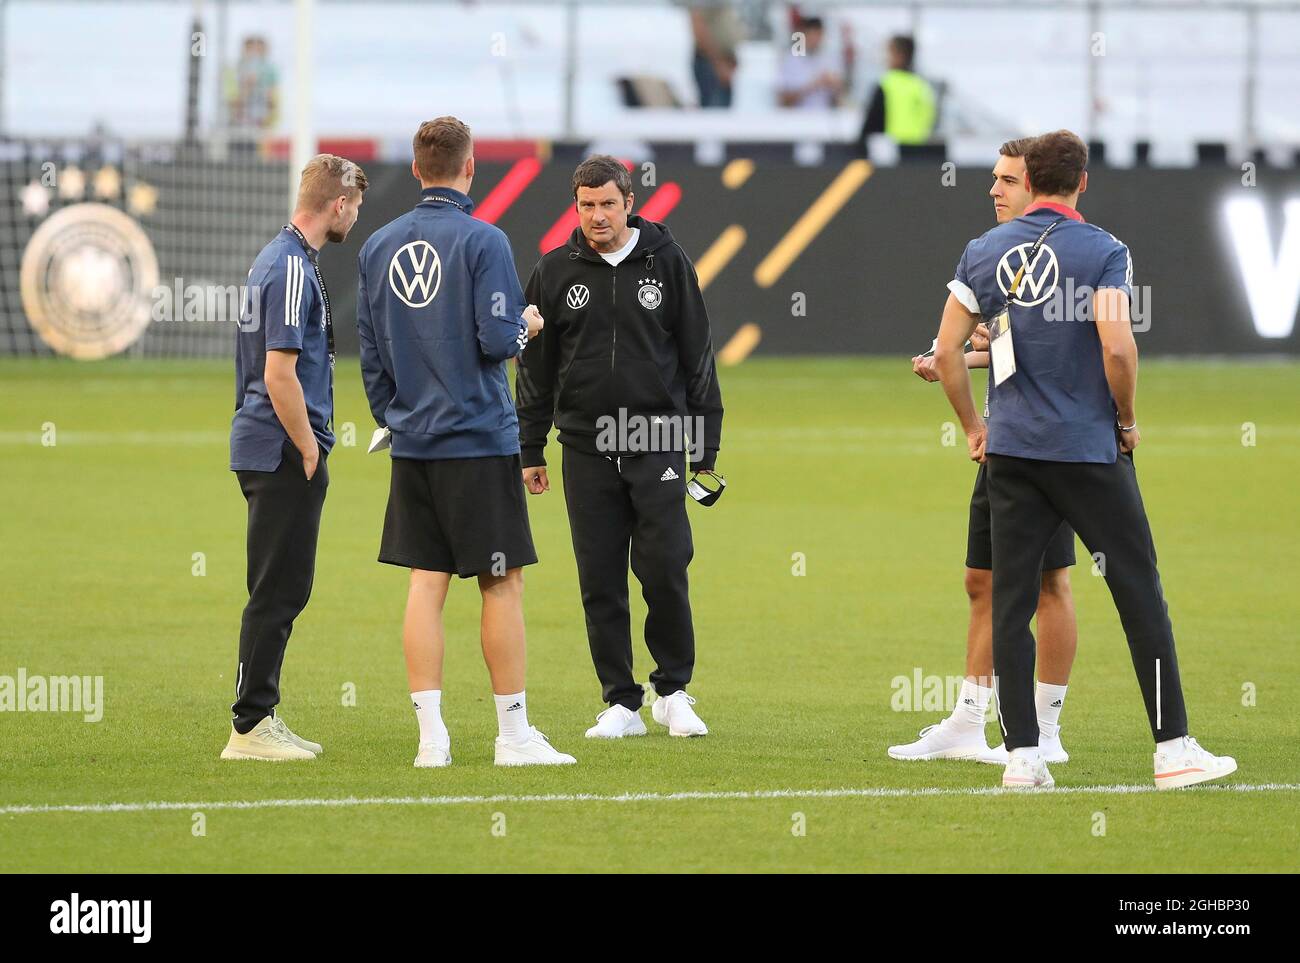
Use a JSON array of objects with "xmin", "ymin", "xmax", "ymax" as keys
[{"xmin": 515, "ymin": 216, "xmax": 723, "ymax": 471}]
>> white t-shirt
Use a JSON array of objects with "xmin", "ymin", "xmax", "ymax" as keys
[
  {"xmin": 778, "ymin": 49, "xmax": 837, "ymax": 109},
  {"xmin": 598, "ymin": 228, "xmax": 640, "ymax": 266}
]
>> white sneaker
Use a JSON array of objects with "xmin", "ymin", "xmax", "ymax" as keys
[
  {"xmin": 414, "ymin": 742, "xmax": 451, "ymax": 768},
  {"xmin": 275, "ymin": 715, "xmax": 322, "ymax": 755},
  {"xmin": 1002, "ymin": 753, "xmax": 1054, "ymax": 789},
  {"xmin": 220, "ymin": 716, "xmax": 316, "ymax": 761},
  {"xmin": 978, "ymin": 742, "xmax": 1010, "ymax": 765},
  {"xmin": 494, "ymin": 727, "xmax": 577, "ymax": 766},
  {"xmin": 585, "ymin": 705, "xmax": 648, "ymax": 739},
  {"xmin": 985, "ymin": 729, "xmax": 1068, "ymax": 765},
  {"xmin": 651, "ymin": 690, "xmax": 708, "ymax": 737},
  {"xmin": 888, "ymin": 719, "xmax": 989, "ymax": 761},
  {"xmin": 1153, "ymin": 736, "xmax": 1237, "ymax": 790},
  {"xmin": 1039, "ymin": 724, "xmax": 1069, "ymax": 764}
]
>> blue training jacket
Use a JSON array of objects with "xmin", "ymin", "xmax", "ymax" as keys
[{"xmin": 357, "ymin": 186, "xmax": 529, "ymax": 460}]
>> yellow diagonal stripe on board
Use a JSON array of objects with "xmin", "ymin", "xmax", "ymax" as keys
[
  {"xmin": 721, "ymin": 158, "xmax": 754, "ymax": 189},
  {"xmin": 753, "ymin": 160, "xmax": 872, "ymax": 288},
  {"xmin": 696, "ymin": 225, "xmax": 746, "ymax": 290},
  {"xmin": 718, "ymin": 322, "xmax": 762, "ymax": 366}
]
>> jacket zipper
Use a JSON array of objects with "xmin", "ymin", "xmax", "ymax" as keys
[{"xmin": 610, "ymin": 263, "xmax": 618, "ymax": 373}]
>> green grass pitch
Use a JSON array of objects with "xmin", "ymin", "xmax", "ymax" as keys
[{"xmin": 1, "ymin": 356, "xmax": 1297, "ymax": 873}]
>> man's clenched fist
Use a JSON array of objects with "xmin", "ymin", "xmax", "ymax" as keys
[{"xmin": 522, "ymin": 466, "xmax": 549, "ymax": 494}]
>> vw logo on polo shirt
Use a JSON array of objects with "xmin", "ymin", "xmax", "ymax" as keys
[
  {"xmin": 566, "ymin": 283, "xmax": 590, "ymax": 309},
  {"xmin": 388, "ymin": 240, "xmax": 442, "ymax": 308},
  {"xmin": 996, "ymin": 242, "xmax": 1060, "ymax": 307},
  {"xmin": 637, "ymin": 278, "xmax": 664, "ymax": 310}
]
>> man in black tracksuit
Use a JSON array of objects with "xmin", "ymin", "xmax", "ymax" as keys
[{"xmin": 516, "ymin": 155, "xmax": 723, "ymax": 739}]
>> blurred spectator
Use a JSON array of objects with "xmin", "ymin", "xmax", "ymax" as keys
[
  {"xmin": 857, "ymin": 35, "xmax": 935, "ymax": 150},
  {"xmin": 688, "ymin": 5, "xmax": 743, "ymax": 108},
  {"xmin": 226, "ymin": 36, "xmax": 279, "ymax": 131},
  {"xmin": 777, "ymin": 16, "xmax": 845, "ymax": 108}
]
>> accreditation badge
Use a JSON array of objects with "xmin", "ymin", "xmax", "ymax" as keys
[{"xmin": 988, "ymin": 308, "xmax": 1017, "ymax": 386}]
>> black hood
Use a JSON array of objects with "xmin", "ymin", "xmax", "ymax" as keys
[{"xmin": 564, "ymin": 215, "xmax": 676, "ymax": 263}]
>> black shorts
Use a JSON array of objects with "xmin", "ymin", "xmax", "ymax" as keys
[
  {"xmin": 378, "ymin": 453, "xmax": 537, "ymax": 578},
  {"xmin": 966, "ymin": 462, "xmax": 1075, "ymax": 571}
]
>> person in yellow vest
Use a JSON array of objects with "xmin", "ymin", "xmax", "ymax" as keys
[{"xmin": 857, "ymin": 35, "xmax": 936, "ymax": 151}]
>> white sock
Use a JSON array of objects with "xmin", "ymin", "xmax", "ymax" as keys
[
  {"xmin": 951, "ymin": 679, "xmax": 993, "ymax": 731},
  {"xmin": 1036, "ymin": 681, "xmax": 1068, "ymax": 734},
  {"xmin": 411, "ymin": 690, "xmax": 448, "ymax": 747},
  {"xmin": 1156, "ymin": 736, "xmax": 1186, "ymax": 753},
  {"xmin": 1010, "ymin": 745, "xmax": 1043, "ymax": 763},
  {"xmin": 494, "ymin": 690, "xmax": 530, "ymax": 744}
]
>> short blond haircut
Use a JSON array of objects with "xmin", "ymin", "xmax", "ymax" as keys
[
  {"xmin": 296, "ymin": 153, "xmax": 368, "ymax": 212},
  {"xmin": 413, "ymin": 117, "xmax": 473, "ymax": 183}
]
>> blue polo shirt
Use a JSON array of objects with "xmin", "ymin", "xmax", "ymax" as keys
[
  {"xmin": 230, "ymin": 227, "xmax": 335, "ymax": 471},
  {"xmin": 948, "ymin": 202, "xmax": 1133, "ymax": 464}
]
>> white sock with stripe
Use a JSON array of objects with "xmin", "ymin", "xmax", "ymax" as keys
[
  {"xmin": 411, "ymin": 690, "xmax": 448, "ymax": 748},
  {"xmin": 951, "ymin": 679, "xmax": 993, "ymax": 731},
  {"xmin": 494, "ymin": 690, "xmax": 530, "ymax": 744},
  {"xmin": 1035, "ymin": 681, "xmax": 1068, "ymax": 735}
]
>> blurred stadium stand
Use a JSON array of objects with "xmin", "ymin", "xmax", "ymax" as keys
[{"xmin": 6, "ymin": 1, "xmax": 1300, "ymax": 157}]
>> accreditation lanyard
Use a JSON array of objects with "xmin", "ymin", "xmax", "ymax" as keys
[
  {"xmin": 285, "ymin": 223, "xmax": 335, "ymax": 428},
  {"xmin": 420, "ymin": 194, "xmax": 467, "ymax": 213},
  {"xmin": 987, "ymin": 216, "xmax": 1065, "ymax": 387}
]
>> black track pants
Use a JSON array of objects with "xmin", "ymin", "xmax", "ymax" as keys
[
  {"xmin": 561, "ymin": 447, "xmax": 695, "ymax": 711},
  {"xmin": 987, "ymin": 450, "xmax": 1188, "ymax": 750},
  {"xmin": 231, "ymin": 442, "xmax": 328, "ymax": 734}
]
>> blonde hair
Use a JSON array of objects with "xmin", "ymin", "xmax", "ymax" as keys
[{"xmin": 296, "ymin": 153, "xmax": 368, "ymax": 212}]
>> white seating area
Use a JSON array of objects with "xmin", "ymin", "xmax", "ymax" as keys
[{"xmin": 6, "ymin": 0, "xmax": 1298, "ymax": 160}]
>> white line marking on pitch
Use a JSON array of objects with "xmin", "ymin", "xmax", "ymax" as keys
[{"xmin": 2, "ymin": 783, "xmax": 1298, "ymax": 817}]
